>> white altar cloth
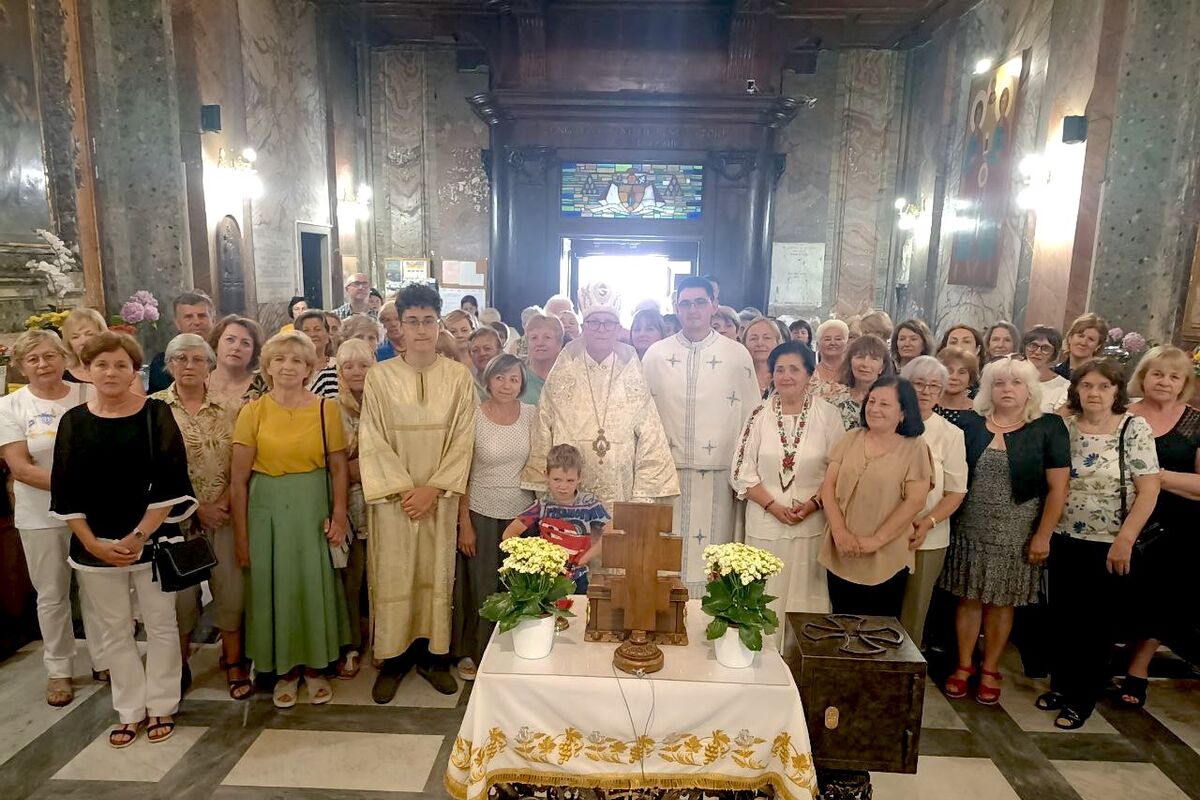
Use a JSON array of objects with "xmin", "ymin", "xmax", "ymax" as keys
[{"xmin": 444, "ymin": 597, "xmax": 818, "ymax": 800}]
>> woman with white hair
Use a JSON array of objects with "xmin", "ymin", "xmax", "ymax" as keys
[
  {"xmin": 333, "ymin": 338, "xmax": 376, "ymax": 679},
  {"xmin": 505, "ymin": 305, "xmax": 543, "ymax": 356},
  {"xmin": 898, "ymin": 356, "xmax": 969, "ymax": 647},
  {"xmin": 741, "ymin": 317, "xmax": 783, "ymax": 397},
  {"xmin": 152, "ymin": 334, "xmax": 249, "ymax": 700},
  {"xmin": 521, "ymin": 313, "xmax": 565, "ymax": 404},
  {"xmin": 939, "ymin": 356, "xmax": 1070, "ymax": 705},
  {"xmin": 0, "ymin": 330, "xmax": 105, "ymax": 706},
  {"xmin": 810, "ymin": 319, "xmax": 850, "ymax": 401}
]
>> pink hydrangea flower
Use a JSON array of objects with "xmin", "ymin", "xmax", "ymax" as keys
[
  {"xmin": 143, "ymin": 304, "xmax": 160, "ymax": 322},
  {"xmin": 1107, "ymin": 327, "xmax": 1124, "ymax": 343},
  {"xmin": 1122, "ymin": 331, "xmax": 1147, "ymax": 354},
  {"xmin": 120, "ymin": 301, "xmax": 145, "ymax": 324},
  {"xmin": 132, "ymin": 290, "xmax": 158, "ymax": 308}
]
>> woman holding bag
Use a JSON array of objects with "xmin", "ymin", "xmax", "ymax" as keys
[{"xmin": 231, "ymin": 331, "xmax": 351, "ymax": 708}]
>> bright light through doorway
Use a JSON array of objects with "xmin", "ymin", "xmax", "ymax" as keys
[{"xmin": 576, "ymin": 255, "xmax": 693, "ymax": 323}]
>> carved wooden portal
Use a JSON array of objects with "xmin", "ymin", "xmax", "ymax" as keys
[{"xmin": 215, "ymin": 215, "xmax": 245, "ymax": 315}]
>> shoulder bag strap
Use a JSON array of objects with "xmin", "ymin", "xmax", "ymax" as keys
[
  {"xmin": 1117, "ymin": 415, "xmax": 1133, "ymax": 520},
  {"xmin": 320, "ymin": 398, "xmax": 331, "ymax": 512}
]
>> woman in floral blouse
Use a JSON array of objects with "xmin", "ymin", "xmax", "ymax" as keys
[
  {"xmin": 1038, "ymin": 358, "xmax": 1160, "ymax": 729},
  {"xmin": 153, "ymin": 334, "xmax": 250, "ymax": 700}
]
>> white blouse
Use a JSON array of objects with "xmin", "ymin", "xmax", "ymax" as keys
[
  {"xmin": 468, "ymin": 403, "xmax": 536, "ymax": 520},
  {"xmin": 730, "ymin": 396, "xmax": 845, "ymax": 540},
  {"xmin": 917, "ymin": 413, "xmax": 968, "ymax": 551}
]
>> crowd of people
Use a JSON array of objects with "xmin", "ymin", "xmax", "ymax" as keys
[{"xmin": 2, "ymin": 269, "xmax": 1197, "ymax": 748}]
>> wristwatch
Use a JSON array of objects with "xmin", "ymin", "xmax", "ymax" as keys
[{"xmin": 927, "ymin": 515, "xmax": 938, "ymax": 528}]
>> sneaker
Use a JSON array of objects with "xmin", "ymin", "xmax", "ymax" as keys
[
  {"xmin": 457, "ymin": 658, "xmax": 477, "ymax": 681},
  {"xmin": 418, "ymin": 663, "xmax": 458, "ymax": 695}
]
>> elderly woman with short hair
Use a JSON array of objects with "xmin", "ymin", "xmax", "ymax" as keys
[
  {"xmin": 333, "ymin": 338, "xmax": 377, "ymax": 679},
  {"xmin": 0, "ymin": 330, "xmax": 104, "ymax": 707},
  {"xmin": 443, "ymin": 309, "xmax": 478, "ymax": 363},
  {"xmin": 983, "ymin": 321, "xmax": 1021, "ymax": 362},
  {"xmin": 834, "ymin": 334, "xmax": 894, "ymax": 429},
  {"xmin": 939, "ymin": 356, "xmax": 1070, "ymax": 705},
  {"xmin": 1118, "ymin": 346, "xmax": 1200, "ymax": 707},
  {"xmin": 377, "ymin": 300, "xmax": 405, "ymax": 361},
  {"xmin": 152, "ymin": 334, "xmax": 249, "ymax": 700},
  {"xmin": 342, "ymin": 313, "xmax": 383, "ymax": 351},
  {"xmin": 1021, "ymin": 325, "xmax": 1069, "ymax": 412},
  {"xmin": 207, "ymin": 314, "xmax": 266, "ymax": 407},
  {"xmin": 810, "ymin": 319, "xmax": 850, "ymax": 401},
  {"xmin": 231, "ymin": 331, "xmax": 351, "ymax": 708},
  {"xmin": 451, "ymin": 353, "xmax": 536, "ymax": 680},
  {"xmin": 712, "ymin": 306, "xmax": 741, "ymax": 341},
  {"xmin": 935, "ymin": 346, "xmax": 980, "ymax": 424},
  {"xmin": 742, "ymin": 317, "xmax": 784, "ymax": 397},
  {"xmin": 1037, "ymin": 359, "xmax": 1160, "ymax": 729},
  {"xmin": 51, "ymin": 332, "xmax": 196, "ymax": 747},
  {"xmin": 898, "ymin": 356, "xmax": 969, "ymax": 647},
  {"xmin": 61, "ymin": 306, "xmax": 144, "ymax": 394},
  {"xmin": 522, "ymin": 313, "xmax": 564, "ymax": 404}
]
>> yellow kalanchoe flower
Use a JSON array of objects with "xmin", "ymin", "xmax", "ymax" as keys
[
  {"xmin": 499, "ymin": 537, "xmax": 570, "ymax": 577},
  {"xmin": 703, "ymin": 543, "xmax": 784, "ymax": 585}
]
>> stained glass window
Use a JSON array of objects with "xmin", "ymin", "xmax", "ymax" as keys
[{"xmin": 561, "ymin": 162, "xmax": 703, "ymax": 220}]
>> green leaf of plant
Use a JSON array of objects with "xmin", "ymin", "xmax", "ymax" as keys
[
  {"xmin": 738, "ymin": 623, "xmax": 763, "ymax": 652},
  {"xmin": 706, "ymin": 617, "xmax": 729, "ymax": 641}
]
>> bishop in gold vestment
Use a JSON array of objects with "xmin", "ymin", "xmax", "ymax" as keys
[
  {"xmin": 522, "ymin": 339, "xmax": 679, "ymax": 507},
  {"xmin": 359, "ymin": 354, "xmax": 476, "ymax": 659}
]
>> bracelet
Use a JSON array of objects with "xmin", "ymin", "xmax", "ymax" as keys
[
  {"xmin": 764, "ymin": 500, "xmax": 776, "ymax": 512},
  {"xmin": 809, "ymin": 494, "xmax": 823, "ymax": 510},
  {"xmin": 133, "ymin": 528, "xmax": 146, "ymax": 540},
  {"xmin": 927, "ymin": 515, "xmax": 938, "ymax": 527}
]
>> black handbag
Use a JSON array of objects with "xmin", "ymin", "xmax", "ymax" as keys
[
  {"xmin": 1117, "ymin": 415, "xmax": 1169, "ymax": 557},
  {"xmin": 143, "ymin": 402, "xmax": 217, "ymax": 591}
]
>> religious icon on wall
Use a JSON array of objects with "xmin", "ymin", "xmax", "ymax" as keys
[
  {"xmin": 0, "ymin": 0, "xmax": 53, "ymax": 245},
  {"xmin": 561, "ymin": 162, "xmax": 703, "ymax": 220},
  {"xmin": 947, "ymin": 54, "xmax": 1027, "ymax": 288}
]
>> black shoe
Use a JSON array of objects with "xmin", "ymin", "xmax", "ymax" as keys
[
  {"xmin": 92, "ymin": 669, "xmax": 110, "ymax": 683},
  {"xmin": 180, "ymin": 663, "xmax": 193, "ymax": 696},
  {"xmin": 371, "ymin": 657, "xmax": 413, "ymax": 704},
  {"xmin": 418, "ymin": 663, "xmax": 458, "ymax": 695}
]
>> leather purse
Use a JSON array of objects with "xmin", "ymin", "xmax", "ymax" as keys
[
  {"xmin": 1117, "ymin": 415, "xmax": 1168, "ymax": 557},
  {"xmin": 144, "ymin": 403, "xmax": 217, "ymax": 591}
]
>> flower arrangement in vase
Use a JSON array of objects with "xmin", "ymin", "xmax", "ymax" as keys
[
  {"xmin": 700, "ymin": 542, "xmax": 784, "ymax": 667},
  {"xmin": 25, "ymin": 229, "xmax": 78, "ymax": 298},
  {"xmin": 112, "ymin": 290, "xmax": 160, "ymax": 337},
  {"xmin": 1099, "ymin": 326, "xmax": 1151, "ymax": 366},
  {"xmin": 24, "ymin": 310, "xmax": 70, "ymax": 334},
  {"xmin": 480, "ymin": 537, "xmax": 576, "ymax": 659}
]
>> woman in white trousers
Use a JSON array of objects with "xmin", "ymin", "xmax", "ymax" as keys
[{"xmin": 0, "ymin": 330, "xmax": 107, "ymax": 706}]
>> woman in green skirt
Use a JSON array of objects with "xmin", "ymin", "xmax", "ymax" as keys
[{"xmin": 231, "ymin": 331, "xmax": 351, "ymax": 708}]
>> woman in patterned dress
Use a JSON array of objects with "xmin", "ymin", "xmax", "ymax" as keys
[
  {"xmin": 934, "ymin": 346, "xmax": 979, "ymax": 426},
  {"xmin": 833, "ymin": 334, "xmax": 893, "ymax": 430},
  {"xmin": 1111, "ymin": 347, "xmax": 1196, "ymax": 708},
  {"xmin": 939, "ymin": 356, "xmax": 1070, "ymax": 705}
]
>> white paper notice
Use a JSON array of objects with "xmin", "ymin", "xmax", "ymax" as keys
[
  {"xmin": 769, "ymin": 242, "xmax": 825, "ymax": 308},
  {"xmin": 444, "ymin": 259, "xmax": 485, "ymax": 288}
]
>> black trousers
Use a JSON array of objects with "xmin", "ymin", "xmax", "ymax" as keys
[
  {"xmin": 1048, "ymin": 535, "xmax": 1129, "ymax": 713},
  {"xmin": 828, "ymin": 570, "xmax": 909, "ymax": 619}
]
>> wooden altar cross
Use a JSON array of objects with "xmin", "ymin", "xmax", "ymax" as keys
[{"xmin": 585, "ymin": 502, "xmax": 687, "ymax": 673}]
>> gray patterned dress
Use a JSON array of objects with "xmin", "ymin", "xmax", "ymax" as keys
[{"xmin": 939, "ymin": 447, "xmax": 1043, "ymax": 606}]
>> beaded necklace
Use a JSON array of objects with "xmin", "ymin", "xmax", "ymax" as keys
[{"xmin": 775, "ymin": 392, "xmax": 813, "ymax": 491}]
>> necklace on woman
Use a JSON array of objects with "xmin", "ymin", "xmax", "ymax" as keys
[
  {"xmin": 585, "ymin": 356, "xmax": 619, "ymax": 463},
  {"xmin": 987, "ymin": 414, "xmax": 1023, "ymax": 432},
  {"xmin": 775, "ymin": 392, "xmax": 812, "ymax": 490}
]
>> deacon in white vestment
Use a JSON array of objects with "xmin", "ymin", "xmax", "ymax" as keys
[
  {"xmin": 642, "ymin": 277, "xmax": 761, "ymax": 595},
  {"xmin": 522, "ymin": 282, "xmax": 678, "ymax": 508}
]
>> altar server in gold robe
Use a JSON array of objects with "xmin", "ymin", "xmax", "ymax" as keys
[
  {"xmin": 359, "ymin": 283, "xmax": 476, "ymax": 702},
  {"xmin": 522, "ymin": 282, "xmax": 678, "ymax": 508}
]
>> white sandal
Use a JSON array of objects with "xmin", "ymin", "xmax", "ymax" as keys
[
  {"xmin": 273, "ymin": 676, "xmax": 300, "ymax": 708},
  {"xmin": 305, "ymin": 674, "xmax": 333, "ymax": 705}
]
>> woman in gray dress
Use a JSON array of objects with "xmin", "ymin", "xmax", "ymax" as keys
[
  {"xmin": 450, "ymin": 354, "xmax": 536, "ymax": 680},
  {"xmin": 938, "ymin": 356, "xmax": 1070, "ymax": 705}
]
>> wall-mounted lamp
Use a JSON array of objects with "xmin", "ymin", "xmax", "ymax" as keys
[
  {"xmin": 895, "ymin": 197, "xmax": 921, "ymax": 231},
  {"xmin": 338, "ymin": 179, "xmax": 373, "ymax": 222},
  {"xmin": 1016, "ymin": 153, "xmax": 1051, "ymax": 210},
  {"xmin": 215, "ymin": 146, "xmax": 263, "ymax": 199},
  {"xmin": 973, "ymin": 58, "xmax": 994, "ymax": 75},
  {"xmin": 1062, "ymin": 115, "xmax": 1088, "ymax": 144}
]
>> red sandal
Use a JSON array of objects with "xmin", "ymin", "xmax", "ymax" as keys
[
  {"xmin": 944, "ymin": 665, "xmax": 975, "ymax": 699},
  {"xmin": 977, "ymin": 669, "xmax": 1003, "ymax": 705}
]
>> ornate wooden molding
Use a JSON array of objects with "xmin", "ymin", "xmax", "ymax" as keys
[
  {"xmin": 504, "ymin": 144, "xmax": 557, "ymax": 184},
  {"xmin": 708, "ymin": 150, "xmax": 757, "ymax": 183},
  {"xmin": 468, "ymin": 91, "xmax": 804, "ymax": 129}
]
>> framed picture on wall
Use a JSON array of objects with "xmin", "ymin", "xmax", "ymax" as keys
[{"xmin": 947, "ymin": 52, "xmax": 1029, "ymax": 288}]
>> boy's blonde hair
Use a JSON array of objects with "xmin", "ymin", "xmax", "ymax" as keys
[{"xmin": 546, "ymin": 443, "xmax": 584, "ymax": 474}]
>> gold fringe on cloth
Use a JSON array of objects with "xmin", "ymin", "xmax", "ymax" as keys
[{"xmin": 444, "ymin": 769, "xmax": 817, "ymax": 800}]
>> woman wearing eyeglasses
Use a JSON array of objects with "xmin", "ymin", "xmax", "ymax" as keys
[{"xmin": 1021, "ymin": 325, "xmax": 1070, "ymax": 413}]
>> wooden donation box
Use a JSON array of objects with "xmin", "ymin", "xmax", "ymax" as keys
[
  {"xmin": 782, "ymin": 613, "xmax": 926, "ymax": 774},
  {"xmin": 585, "ymin": 502, "xmax": 688, "ymax": 649}
]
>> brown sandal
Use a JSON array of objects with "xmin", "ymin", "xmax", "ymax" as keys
[
  {"xmin": 109, "ymin": 720, "xmax": 143, "ymax": 749},
  {"xmin": 226, "ymin": 664, "xmax": 254, "ymax": 700},
  {"xmin": 147, "ymin": 716, "xmax": 175, "ymax": 743},
  {"xmin": 46, "ymin": 677, "xmax": 74, "ymax": 707}
]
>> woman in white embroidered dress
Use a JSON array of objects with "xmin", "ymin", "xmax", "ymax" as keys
[{"xmin": 732, "ymin": 341, "xmax": 846, "ymax": 648}]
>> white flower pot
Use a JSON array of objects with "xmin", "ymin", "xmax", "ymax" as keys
[
  {"xmin": 714, "ymin": 626, "xmax": 755, "ymax": 669},
  {"xmin": 511, "ymin": 615, "xmax": 556, "ymax": 660}
]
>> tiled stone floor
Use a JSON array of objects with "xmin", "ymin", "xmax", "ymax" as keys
[{"xmin": 2, "ymin": 639, "xmax": 1200, "ymax": 799}]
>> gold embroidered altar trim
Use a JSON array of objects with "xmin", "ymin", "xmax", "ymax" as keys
[{"xmin": 444, "ymin": 769, "xmax": 815, "ymax": 800}]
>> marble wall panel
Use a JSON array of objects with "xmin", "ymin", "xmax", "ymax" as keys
[
  {"xmin": 1089, "ymin": 0, "xmax": 1200, "ymax": 344},
  {"xmin": 825, "ymin": 50, "xmax": 905, "ymax": 317},
  {"xmin": 238, "ymin": 0, "xmax": 330, "ymax": 303},
  {"xmin": 372, "ymin": 49, "xmax": 427, "ymax": 262},
  {"xmin": 771, "ymin": 52, "xmax": 838, "ymax": 317}
]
